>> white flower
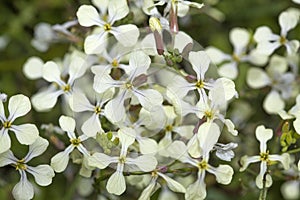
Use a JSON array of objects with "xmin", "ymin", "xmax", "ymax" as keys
[
  {"xmin": 278, "ymin": 94, "xmax": 300, "ymax": 135},
  {"xmin": 50, "ymin": 115, "xmax": 90, "ymax": 173},
  {"xmin": 71, "ymin": 90, "xmax": 113, "ymax": 137},
  {"xmin": 206, "ymin": 27, "xmax": 268, "ymax": 79},
  {"xmin": 0, "ymin": 94, "xmax": 39, "ymax": 154},
  {"xmin": 0, "ymin": 137, "xmax": 54, "ymax": 200},
  {"xmin": 93, "ymin": 51, "xmax": 163, "ymax": 123},
  {"xmin": 240, "ymin": 125, "xmax": 290, "ymax": 188},
  {"xmin": 167, "ymin": 129, "xmax": 233, "ymax": 200},
  {"xmin": 247, "ymin": 55, "xmax": 295, "ymax": 114},
  {"xmin": 88, "ymin": 127, "xmax": 158, "ymax": 195},
  {"xmin": 76, "ymin": 0, "xmax": 139, "ymax": 54},
  {"xmin": 145, "ymin": 0, "xmax": 203, "ymax": 17},
  {"xmin": 31, "ymin": 55, "xmax": 87, "ymax": 111},
  {"xmin": 157, "ymin": 106, "xmax": 194, "ymax": 157},
  {"xmin": 254, "ymin": 11, "xmax": 300, "ymax": 55},
  {"xmin": 167, "ymin": 51, "xmax": 213, "ymax": 102},
  {"xmin": 138, "ymin": 171, "xmax": 186, "ymax": 200}
]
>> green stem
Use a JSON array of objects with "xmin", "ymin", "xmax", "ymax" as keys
[
  {"xmin": 258, "ymin": 172, "xmax": 268, "ymax": 200},
  {"xmin": 285, "ymin": 147, "xmax": 300, "ymax": 154}
]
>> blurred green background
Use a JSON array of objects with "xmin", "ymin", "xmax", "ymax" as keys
[{"xmin": 0, "ymin": 0, "xmax": 299, "ymax": 199}]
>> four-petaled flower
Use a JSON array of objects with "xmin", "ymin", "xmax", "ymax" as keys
[{"xmin": 240, "ymin": 125, "xmax": 290, "ymax": 188}]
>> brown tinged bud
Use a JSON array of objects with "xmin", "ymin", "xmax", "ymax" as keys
[
  {"xmin": 149, "ymin": 17, "xmax": 164, "ymax": 55},
  {"xmin": 170, "ymin": 1, "xmax": 179, "ymax": 34}
]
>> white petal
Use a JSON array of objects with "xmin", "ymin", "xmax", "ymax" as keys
[
  {"xmin": 134, "ymin": 89, "xmax": 163, "ymax": 111},
  {"xmin": 269, "ymin": 153, "xmax": 290, "ymax": 170},
  {"xmin": 255, "ymin": 173, "xmax": 272, "ymax": 189},
  {"xmin": 218, "ymin": 62, "xmax": 238, "ymax": 80},
  {"xmin": 263, "ymin": 90, "xmax": 285, "ymax": 114},
  {"xmin": 224, "ymin": 119, "xmax": 238, "ymax": 136},
  {"xmin": 293, "ymin": 118, "xmax": 300, "ymax": 134},
  {"xmin": 0, "ymin": 129, "xmax": 11, "ymax": 154},
  {"xmin": 266, "ymin": 54, "xmax": 288, "ymax": 74},
  {"xmin": 76, "ymin": 5, "xmax": 103, "ymax": 27},
  {"xmin": 118, "ymin": 127, "xmax": 136, "ymax": 147},
  {"xmin": 167, "ymin": 75, "xmax": 192, "ymax": 99},
  {"xmin": 82, "ymin": 114, "xmax": 102, "ymax": 137},
  {"xmin": 177, "ymin": 2, "xmax": 189, "ymax": 17},
  {"xmin": 24, "ymin": 137, "xmax": 49, "ymax": 161},
  {"xmin": 127, "ymin": 155, "xmax": 157, "ymax": 172},
  {"xmin": 42, "ymin": 61, "xmax": 63, "ymax": 83},
  {"xmin": 246, "ymin": 68, "xmax": 271, "ymax": 89},
  {"xmin": 71, "ymin": 92, "xmax": 94, "ymax": 112},
  {"xmin": 205, "ymin": 47, "xmax": 229, "ymax": 64},
  {"xmin": 189, "ymin": 51, "xmax": 210, "ymax": 80},
  {"xmin": 174, "ymin": 31, "xmax": 193, "ymax": 53},
  {"xmin": 88, "ymin": 152, "xmax": 117, "ymax": 169},
  {"xmin": 248, "ymin": 49, "xmax": 269, "ymax": 66},
  {"xmin": 112, "ymin": 25, "xmax": 139, "ymax": 47},
  {"xmin": 277, "ymin": 110, "xmax": 294, "ymax": 120},
  {"xmin": 209, "ymin": 165, "xmax": 234, "ymax": 185},
  {"xmin": 31, "ymin": 89, "xmax": 63, "ymax": 111},
  {"xmin": 198, "ymin": 122, "xmax": 220, "ymax": 156},
  {"xmin": 137, "ymin": 137, "xmax": 158, "ymax": 154},
  {"xmin": 209, "ymin": 77, "xmax": 237, "ymax": 105},
  {"xmin": 22, "ymin": 57, "xmax": 44, "ymax": 80},
  {"xmin": 256, "ymin": 41, "xmax": 281, "ymax": 55},
  {"xmin": 254, "ymin": 26, "xmax": 279, "ymax": 42},
  {"xmin": 106, "ymin": 171, "xmax": 126, "ymax": 195},
  {"xmin": 92, "ymin": 0, "xmax": 109, "ymax": 14},
  {"xmin": 11, "ymin": 124, "xmax": 39, "ymax": 145},
  {"xmin": 281, "ymin": 180, "xmax": 300, "ymax": 200},
  {"xmin": 173, "ymin": 125, "xmax": 194, "ymax": 139},
  {"xmin": 138, "ymin": 178, "xmax": 157, "ymax": 200},
  {"xmin": 12, "ymin": 173, "xmax": 34, "ymax": 200},
  {"xmin": 84, "ymin": 32, "xmax": 108, "ymax": 55},
  {"xmin": 230, "ymin": 27, "xmax": 250, "ymax": 53},
  {"xmin": 8, "ymin": 94, "xmax": 31, "ymax": 121},
  {"xmin": 50, "ymin": 147, "xmax": 73, "ymax": 173},
  {"xmin": 279, "ymin": 11, "xmax": 298, "ymax": 36},
  {"xmin": 158, "ymin": 172, "xmax": 186, "ymax": 193},
  {"xmin": 108, "ymin": 0, "xmax": 129, "ymax": 22},
  {"xmin": 255, "ymin": 125, "xmax": 273, "ymax": 153},
  {"xmin": 286, "ymin": 40, "xmax": 300, "ymax": 55},
  {"xmin": 68, "ymin": 56, "xmax": 87, "ymax": 84},
  {"xmin": 104, "ymin": 94, "xmax": 126, "ymax": 123},
  {"xmin": 59, "ymin": 115, "xmax": 76, "ymax": 133},
  {"xmin": 239, "ymin": 155, "xmax": 260, "ymax": 171},
  {"xmin": 27, "ymin": 165, "xmax": 55, "ymax": 186},
  {"xmin": 93, "ymin": 69, "xmax": 121, "ymax": 93},
  {"xmin": 167, "ymin": 141, "xmax": 191, "ymax": 163},
  {"xmin": 128, "ymin": 51, "xmax": 151, "ymax": 78},
  {"xmin": 185, "ymin": 177, "xmax": 206, "ymax": 200},
  {"xmin": 0, "ymin": 150, "xmax": 15, "ymax": 166}
]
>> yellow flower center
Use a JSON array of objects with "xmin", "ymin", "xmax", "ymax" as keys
[
  {"xmin": 111, "ymin": 59, "xmax": 119, "ymax": 68},
  {"xmin": 280, "ymin": 36, "xmax": 286, "ymax": 45},
  {"xmin": 119, "ymin": 156, "xmax": 126, "ymax": 164},
  {"xmin": 195, "ymin": 80, "xmax": 204, "ymax": 89},
  {"xmin": 232, "ymin": 53, "xmax": 240, "ymax": 62},
  {"xmin": 62, "ymin": 84, "xmax": 71, "ymax": 92},
  {"xmin": 15, "ymin": 159, "xmax": 27, "ymax": 171},
  {"xmin": 260, "ymin": 151, "xmax": 270, "ymax": 162},
  {"xmin": 95, "ymin": 106, "xmax": 101, "ymax": 114},
  {"xmin": 70, "ymin": 138, "xmax": 81, "ymax": 146},
  {"xmin": 125, "ymin": 83, "xmax": 133, "ymax": 89},
  {"xmin": 204, "ymin": 110, "xmax": 213, "ymax": 120},
  {"xmin": 165, "ymin": 124, "xmax": 173, "ymax": 132},
  {"xmin": 198, "ymin": 160, "xmax": 208, "ymax": 170},
  {"xmin": 3, "ymin": 121, "xmax": 12, "ymax": 128},
  {"xmin": 104, "ymin": 23, "xmax": 111, "ymax": 31}
]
